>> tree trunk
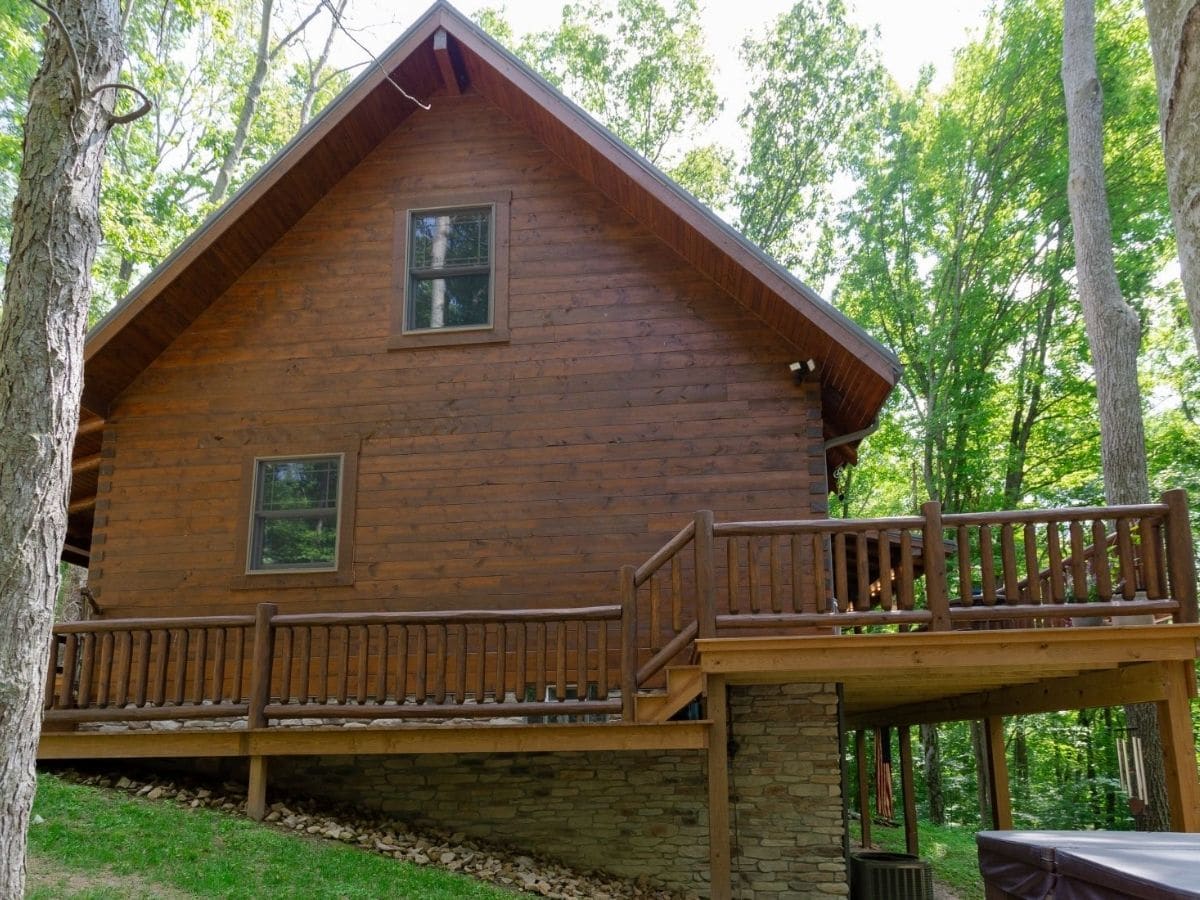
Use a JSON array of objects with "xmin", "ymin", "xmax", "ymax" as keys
[
  {"xmin": 919, "ymin": 723, "xmax": 945, "ymax": 825},
  {"xmin": 1143, "ymin": 0, "xmax": 1200, "ymax": 359},
  {"xmin": 209, "ymin": 0, "xmax": 274, "ymax": 205},
  {"xmin": 0, "ymin": 1, "xmax": 122, "ymax": 893},
  {"xmin": 972, "ymin": 720, "xmax": 993, "ymax": 827},
  {"xmin": 1063, "ymin": 0, "xmax": 1170, "ymax": 832}
]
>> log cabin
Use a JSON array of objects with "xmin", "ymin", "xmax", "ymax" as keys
[{"xmin": 40, "ymin": 3, "xmax": 1200, "ymax": 898}]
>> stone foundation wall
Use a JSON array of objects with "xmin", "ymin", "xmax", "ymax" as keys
[
  {"xmin": 729, "ymin": 683, "xmax": 847, "ymax": 898},
  {"xmin": 272, "ymin": 750, "xmax": 711, "ymax": 894},
  {"xmin": 138, "ymin": 683, "xmax": 847, "ymax": 898}
]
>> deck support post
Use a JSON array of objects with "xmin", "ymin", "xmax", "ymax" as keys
[
  {"xmin": 898, "ymin": 725, "xmax": 918, "ymax": 855},
  {"xmin": 1163, "ymin": 489, "xmax": 1198, "ymax": 623},
  {"xmin": 706, "ymin": 674, "xmax": 731, "ymax": 900},
  {"xmin": 248, "ymin": 602, "xmax": 278, "ymax": 730},
  {"xmin": 920, "ymin": 501, "xmax": 951, "ymax": 631},
  {"xmin": 855, "ymin": 729, "xmax": 871, "ymax": 847},
  {"xmin": 984, "ymin": 716, "xmax": 1013, "ymax": 830},
  {"xmin": 695, "ymin": 510, "xmax": 717, "ymax": 638},
  {"xmin": 1156, "ymin": 661, "xmax": 1200, "ymax": 831},
  {"xmin": 619, "ymin": 566, "xmax": 637, "ymax": 721},
  {"xmin": 247, "ymin": 755, "xmax": 269, "ymax": 821}
]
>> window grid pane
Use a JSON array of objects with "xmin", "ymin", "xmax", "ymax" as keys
[{"xmin": 405, "ymin": 206, "xmax": 493, "ymax": 333}]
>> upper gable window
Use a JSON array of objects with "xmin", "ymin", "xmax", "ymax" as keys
[{"xmin": 390, "ymin": 191, "xmax": 511, "ymax": 349}]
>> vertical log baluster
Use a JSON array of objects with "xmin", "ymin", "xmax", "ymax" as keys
[
  {"xmin": 980, "ymin": 525, "xmax": 996, "ymax": 606},
  {"xmin": 297, "ymin": 626, "xmax": 312, "ymax": 704},
  {"xmin": 1140, "ymin": 516, "xmax": 1162, "ymax": 598},
  {"xmin": 555, "ymin": 621, "xmax": 567, "ymax": 701},
  {"xmin": 855, "ymin": 531, "xmax": 870, "ymax": 612},
  {"xmin": 494, "ymin": 623, "xmax": 506, "ymax": 703},
  {"xmin": 921, "ymin": 501, "xmax": 951, "ymax": 631},
  {"xmin": 43, "ymin": 634, "xmax": 60, "ymax": 710},
  {"xmin": 231, "ymin": 626, "xmax": 245, "ymax": 704},
  {"xmin": 1092, "ymin": 520, "xmax": 1112, "ymax": 601},
  {"xmin": 833, "ymin": 533, "xmax": 848, "ymax": 613},
  {"xmin": 649, "ymin": 576, "xmax": 661, "ymax": 651},
  {"xmin": 597, "ymin": 619, "xmax": 609, "ymax": 700},
  {"xmin": 877, "ymin": 531, "xmax": 893, "ymax": 611},
  {"xmin": 113, "ymin": 631, "xmax": 131, "ymax": 708},
  {"xmin": 1024, "ymin": 524, "xmax": 1042, "ymax": 604},
  {"xmin": 1047, "ymin": 523, "xmax": 1066, "ymax": 604},
  {"xmin": 278, "ymin": 627, "xmax": 294, "ymax": 705},
  {"xmin": 514, "ymin": 623, "xmax": 527, "ymax": 703},
  {"xmin": 1069, "ymin": 521, "xmax": 1088, "ymax": 601},
  {"xmin": 191, "ymin": 628, "xmax": 207, "ymax": 705},
  {"xmin": 769, "ymin": 535, "xmax": 783, "ymax": 613},
  {"xmin": 355, "ymin": 624, "xmax": 369, "ymax": 705},
  {"xmin": 415, "ymin": 624, "xmax": 428, "ymax": 705},
  {"xmin": 726, "ymin": 538, "xmax": 739, "ymax": 614},
  {"xmin": 335, "ymin": 626, "xmax": 350, "ymax": 705},
  {"xmin": 957, "ymin": 525, "xmax": 973, "ymax": 605},
  {"xmin": 1116, "ymin": 518, "xmax": 1137, "ymax": 599},
  {"xmin": 578, "ymin": 620, "xmax": 589, "ymax": 694},
  {"xmin": 899, "ymin": 531, "xmax": 915, "ymax": 612},
  {"xmin": 431, "ymin": 624, "xmax": 446, "ymax": 705},
  {"xmin": 535, "ymin": 621, "xmax": 547, "ymax": 704},
  {"xmin": 376, "ymin": 625, "xmax": 390, "ymax": 704},
  {"xmin": 212, "ymin": 627, "xmax": 227, "ymax": 704},
  {"xmin": 131, "ymin": 631, "xmax": 148, "ymax": 708},
  {"xmin": 1000, "ymin": 524, "xmax": 1019, "ymax": 603},
  {"xmin": 96, "ymin": 632, "xmax": 114, "ymax": 708},
  {"xmin": 318, "ymin": 627, "xmax": 331, "ymax": 704},
  {"xmin": 812, "ymin": 533, "xmax": 828, "ymax": 613},
  {"xmin": 747, "ymin": 537, "xmax": 761, "ymax": 614},
  {"xmin": 620, "ymin": 564, "xmax": 637, "ymax": 720},
  {"xmin": 455, "ymin": 624, "xmax": 467, "ymax": 705},
  {"xmin": 790, "ymin": 534, "xmax": 803, "ymax": 613},
  {"xmin": 475, "ymin": 624, "xmax": 487, "ymax": 702},
  {"xmin": 671, "ymin": 555, "xmax": 683, "ymax": 631},
  {"xmin": 151, "ymin": 630, "xmax": 168, "ymax": 707},
  {"xmin": 394, "ymin": 625, "xmax": 408, "ymax": 704},
  {"xmin": 77, "ymin": 633, "xmax": 96, "ymax": 709},
  {"xmin": 172, "ymin": 629, "xmax": 189, "ymax": 705}
]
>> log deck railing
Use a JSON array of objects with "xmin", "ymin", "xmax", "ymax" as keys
[{"xmin": 45, "ymin": 491, "xmax": 1197, "ymax": 729}]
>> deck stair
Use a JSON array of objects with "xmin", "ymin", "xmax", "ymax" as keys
[{"xmin": 636, "ymin": 665, "xmax": 704, "ymax": 723}]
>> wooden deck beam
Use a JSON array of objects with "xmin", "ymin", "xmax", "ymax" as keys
[
  {"xmin": 847, "ymin": 661, "xmax": 1173, "ymax": 729},
  {"xmin": 38, "ymin": 721, "xmax": 709, "ymax": 761},
  {"xmin": 898, "ymin": 725, "xmax": 918, "ymax": 855}
]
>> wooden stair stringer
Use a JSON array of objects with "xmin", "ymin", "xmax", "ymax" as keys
[{"xmin": 635, "ymin": 665, "xmax": 704, "ymax": 724}]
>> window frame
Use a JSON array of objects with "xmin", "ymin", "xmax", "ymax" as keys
[
  {"xmin": 231, "ymin": 437, "xmax": 359, "ymax": 589},
  {"xmin": 389, "ymin": 190, "xmax": 511, "ymax": 350}
]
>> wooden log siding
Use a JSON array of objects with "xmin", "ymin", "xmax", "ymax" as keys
[{"xmin": 89, "ymin": 91, "xmax": 828, "ymax": 624}]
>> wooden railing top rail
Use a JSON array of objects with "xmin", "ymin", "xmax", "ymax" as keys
[
  {"xmin": 940, "ymin": 503, "xmax": 1167, "ymax": 526},
  {"xmin": 53, "ymin": 614, "xmax": 255, "ymax": 634},
  {"xmin": 712, "ymin": 503, "xmax": 1170, "ymax": 538},
  {"xmin": 634, "ymin": 520, "xmax": 695, "ymax": 585},
  {"xmin": 273, "ymin": 606, "xmax": 622, "ymax": 627}
]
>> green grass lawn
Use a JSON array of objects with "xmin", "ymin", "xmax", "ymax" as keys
[
  {"xmin": 850, "ymin": 818, "xmax": 984, "ymax": 900},
  {"xmin": 28, "ymin": 773, "xmax": 517, "ymax": 899}
]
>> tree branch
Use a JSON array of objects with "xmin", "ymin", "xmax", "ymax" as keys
[{"xmin": 29, "ymin": 0, "xmax": 83, "ymax": 100}]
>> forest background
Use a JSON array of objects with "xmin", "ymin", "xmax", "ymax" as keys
[{"xmin": 1, "ymin": 0, "xmax": 1196, "ymax": 838}]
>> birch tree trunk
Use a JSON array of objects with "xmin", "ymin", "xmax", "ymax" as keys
[
  {"xmin": 1062, "ymin": 0, "xmax": 1170, "ymax": 832},
  {"xmin": 0, "ymin": 1, "xmax": 122, "ymax": 893},
  {"xmin": 1143, "ymin": 0, "xmax": 1200, "ymax": 358}
]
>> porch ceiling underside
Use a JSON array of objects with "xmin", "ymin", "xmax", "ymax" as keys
[{"xmin": 698, "ymin": 624, "xmax": 1200, "ymax": 729}]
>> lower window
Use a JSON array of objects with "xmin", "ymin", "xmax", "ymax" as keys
[{"xmin": 249, "ymin": 455, "xmax": 342, "ymax": 572}]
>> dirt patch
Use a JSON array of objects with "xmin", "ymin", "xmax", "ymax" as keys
[{"xmin": 25, "ymin": 853, "xmax": 195, "ymax": 899}]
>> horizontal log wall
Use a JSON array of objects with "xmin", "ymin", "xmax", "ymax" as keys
[{"xmin": 90, "ymin": 91, "xmax": 826, "ymax": 620}]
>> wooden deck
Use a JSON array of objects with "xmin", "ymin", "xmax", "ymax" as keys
[{"xmin": 37, "ymin": 496, "xmax": 1200, "ymax": 900}]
